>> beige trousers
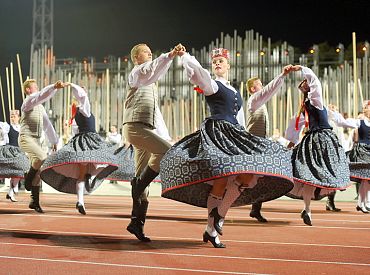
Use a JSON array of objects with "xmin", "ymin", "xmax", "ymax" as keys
[{"xmin": 19, "ymin": 134, "xmax": 47, "ymax": 186}]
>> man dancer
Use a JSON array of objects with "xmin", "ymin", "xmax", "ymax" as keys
[
  {"xmin": 19, "ymin": 79, "xmax": 65, "ymax": 213},
  {"xmin": 246, "ymin": 65, "xmax": 293, "ymax": 222},
  {"xmin": 123, "ymin": 43, "xmax": 183, "ymax": 241}
]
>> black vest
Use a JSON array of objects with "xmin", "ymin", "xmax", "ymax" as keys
[
  {"xmin": 8, "ymin": 125, "xmax": 19, "ymax": 147},
  {"xmin": 358, "ymin": 120, "xmax": 370, "ymax": 145},
  {"xmin": 74, "ymin": 108, "xmax": 96, "ymax": 133},
  {"xmin": 205, "ymin": 81, "xmax": 243, "ymax": 124},
  {"xmin": 305, "ymin": 101, "xmax": 332, "ymax": 132}
]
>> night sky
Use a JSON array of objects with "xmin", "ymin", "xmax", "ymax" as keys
[{"xmin": 0, "ymin": 0, "xmax": 369, "ymax": 119}]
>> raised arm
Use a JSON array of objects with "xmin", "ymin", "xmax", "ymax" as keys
[
  {"xmin": 21, "ymin": 81, "xmax": 65, "ymax": 112},
  {"xmin": 129, "ymin": 51, "xmax": 176, "ymax": 88},
  {"xmin": 300, "ymin": 66, "xmax": 323, "ymax": 110},
  {"xmin": 180, "ymin": 53, "xmax": 218, "ymax": 96},
  {"xmin": 327, "ymin": 108, "xmax": 360, "ymax": 129},
  {"xmin": 248, "ymin": 65, "xmax": 292, "ymax": 112},
  {"xmin": 70, "ymin": 83, "xmax": 91, "ymax": 117}
]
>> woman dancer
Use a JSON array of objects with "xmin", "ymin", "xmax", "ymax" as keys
[
  {"xmin": 0, "ymin": 120, "xmax": 29, "ymax": 202},
  {"xmin": 160, "ymin": 47, "xmax": 294, "ymax": 248},
  {"xmin": 327, "ymin": 101, "xmax": 370, "ymax": 213},
  {"xmin": 285, "ymin": 65, "xmax": 351, "ymax": 225},
  {"xmin": 40, "ymin": 83, "xmax": 118, "ymax": 214}
]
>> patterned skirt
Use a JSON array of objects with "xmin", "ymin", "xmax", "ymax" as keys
[
  {"xmin": 0, "ymin": 145, "xmax": 29, "ymax": 178},
  {"xmin": 286, "ymin": 129, "xmax": 350, "ymax": 200},
  {"xmin": 346, "ymin": 142, "xmax": 370, "ymax": 183},
  {"xmin": 107, "ymin": 145, "xmax": 135, "ymax": 181},
  {"xmin": 160, "ymin": 119, "xmax": 294, "ymax": 208},
  {"xmin": 107, "ymin": 145, "xmax": 161, "ymax": 182},
  {"xmin": 40, "ymin": 132, "xmax": 118, "ymax": 194}
]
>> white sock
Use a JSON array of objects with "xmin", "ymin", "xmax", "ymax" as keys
[
  {"xmin": 218, "ymin": 177, "xmax": 242, "ymax": 218},
  {"xmin": 8, "ymin": 187, "xmax": 14, "ymax": 197},
  {"xmin": 302, "ymin": 185, "xmax": 314, "ymax": 214},
  {"xmin": 11, "ymin": 179, "xmax": 19, "ymax": 193},
  {"xmin": 76, "ymin": 181, "xmax": 85, "ymax": 205},
  {"xmin": 206, "ymin": 193, "xmax": 222, "ymax": 237},
  {"xmin": 358, "ymin": 180, "xmax": 367, "ymax": 207}
]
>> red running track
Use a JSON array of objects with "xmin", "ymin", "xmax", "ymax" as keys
[{"xmin": 0, "ymin": 193, "xmax": 369, "ymax": 274}]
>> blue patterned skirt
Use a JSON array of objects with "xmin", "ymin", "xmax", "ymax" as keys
[
  {"xmin": 287, "ymin": 129, "xmax": 351, "ymax": 200},
  {"xmin": 107, "ymin": 145, "xmax": 135, "ymax": 181},
  {"xmin": 40, "ymin": 132, "xmax": 118, "ymax": 194},
  {"xmin": 107, "ymin": 145, "xmax": 162, "ymax": 182},
  {"xmin": 160, "ymin": 119, "xmax": 294, "ymax": 208},
  {"xmin": 0, "ymin": 145, "xmax": 29, "ymax": 178},
  {"xmin": 346, "ymin": 142, "xmax": 370, "ymax": 183}
]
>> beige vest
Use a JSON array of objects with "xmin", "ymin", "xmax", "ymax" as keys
[
  {"xmin": 20, "ymin": 104, "xmax": 44, "ymax": 138},
  {"xmin": 123, "ymin": 83, "xmax": 159, "ymax": 128},
  {"xmin": 246, "ymin": 104, "xmax": 269, "ymax": 138}
]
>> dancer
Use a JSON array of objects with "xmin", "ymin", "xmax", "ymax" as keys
[
  {"xmin": 19, "ymin": 79, "xmax": 63, "ymax": 213},
  {"xmin": 0, "ymin": 118, "xmax": 29, "ymax": 202},
  {"xmin": 40, "ymin": 83, "xmax": 119, "ymax": 215},
  {"xmin": 285, "ymin": 65, "xmax": 351, "ymax": 225},
  {"xmin": 246, "ymin": 66, "xmax": 294, "ymax": 222},
  {"xmin": 122, "ymin": 43, "xmax": 181, "ymax": 242},
  {"xmin": 160, "ymin": 47, "xmax": 294, "ymax": 248},
  {"xmin": 327, "ymin": 101, "xmax": 370, "ymax": 213}
]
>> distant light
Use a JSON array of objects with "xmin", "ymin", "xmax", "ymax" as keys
[
  {"xmin": 335, "ymin": 48, "xmax": 341, "ymax": 53},
  {"xmin": 362, "ymin": 46, "xmax": 367, "ymax": 51},
  {"xmin": 123, "ymin": 57, "xmax": 128, "ymax": 62},
  {"xmin": 259, "ymin": 50, "xmax": 265, "ymax": 56},
  {"xmin": 309, "ymin": 49, "xmax": 315, "ymax": 54},
  {"xmin": 236, "ymin": 51, "xmax": 241, "ymax": 57}
]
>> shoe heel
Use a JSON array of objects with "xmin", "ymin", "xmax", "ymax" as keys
[{"xmin": 202, "ymin": 233, "xmax": 208, "ymax": 243}]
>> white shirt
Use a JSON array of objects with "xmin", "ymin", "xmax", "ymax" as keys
[
  {"xmin": 129, "ymin": 53, "xmax": 173, "ymax": 88},
  {"xmin": 106, "ymin": 132, "xmax": 122, "ymax": 146},
  {"xmin": 0, "ymin": 121, "xmax": 10, "ymax": 145},
  {"xmin": 70, "ymin": 83, "xmax": 91, "ymax": 118},
  {"xmin": 21, "ymin": 84, "xmax": 59, "ymax": 145},
  {"xmin": 181, "ymin": 53, "xmax": 245, "ymax": 127},
  {"xmin": 247, "ymin": 73, "xmax": 285, "ymax": 112},
  {"xmin": 285, "ymin": 66, "xmax": 324, "ymax": 144}
]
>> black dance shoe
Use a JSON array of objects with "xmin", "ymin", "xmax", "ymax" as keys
[
  {"xmin": 126, "ymin": 220, "xmax": 151, "ymax": 242},
  {"xmin": 209, "ymin": 207, "xmax": 224, "ymax": 235},
  {"xmin": 250, "ymin": 211, "xmax": 268, "ymax": 223},
  {"xmin": 356, "ymin": 205, "xmax": 369, "ymax": 213},
  {"xmin": 29, "ymin": 201, "xmax": 44, "ymax": 213},
  {"xmin": 300, "ymin": 210, "xmax": 312, "ymax": 226},
  {"xmin": 76, "ymin": 202, "xmax": 86, "ymax": 215},
  {"xmin": 202, "ymin": 231, "xmax": 226, "ymax": 248}
]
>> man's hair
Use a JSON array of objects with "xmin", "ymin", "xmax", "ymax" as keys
[
  {"xmin": 130, "ymin": 43, "xmax": 147, "ymax": 64},
  {"xmin": 246, "ymin": 77, "xmax": 259, "ymax": 93},
  {"xmin": 23, "ymin": 79, "xmax": 37, "ymax": 94}
]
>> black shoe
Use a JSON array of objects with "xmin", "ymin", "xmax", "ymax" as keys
[
  {"xmin": 126, "ymin": 220, "xmax": 151, "ymax": 242},
  {"xmin": 356, "ymin": 205, "xmax": 369, "ymax": 213},
  {"xmin": 209, "ymin": 207, "xmax": 224, "ymax": 235},
  {"xmin": 6, "ymin": 194, "xmax": 17, "ymax": 202},
  {"xmin": 250, "ymin": 211, "xmax": 268, "ymax": 222},
  {"xmin": 202, "ymin": 231, "xmax": 226, "ymax": 248},
  {"xmin": 29, "ymin": 201, "xmax": 44, "ymax": 213},
  {"xmin": 301, "ymin": 210, "xmax": 312, "ymax": 226},
  {"xmin": 85, "ymin": 174, "xmax": 92, "ymax": 192},
  {"xmin": 76, "ymin": 202, "xmax": 86, "ymax": 215}
]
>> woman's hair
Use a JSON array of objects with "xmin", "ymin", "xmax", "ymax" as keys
[{"xmin": 130, "ymin": 43, "xmax": 148, "ymax": 64}]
